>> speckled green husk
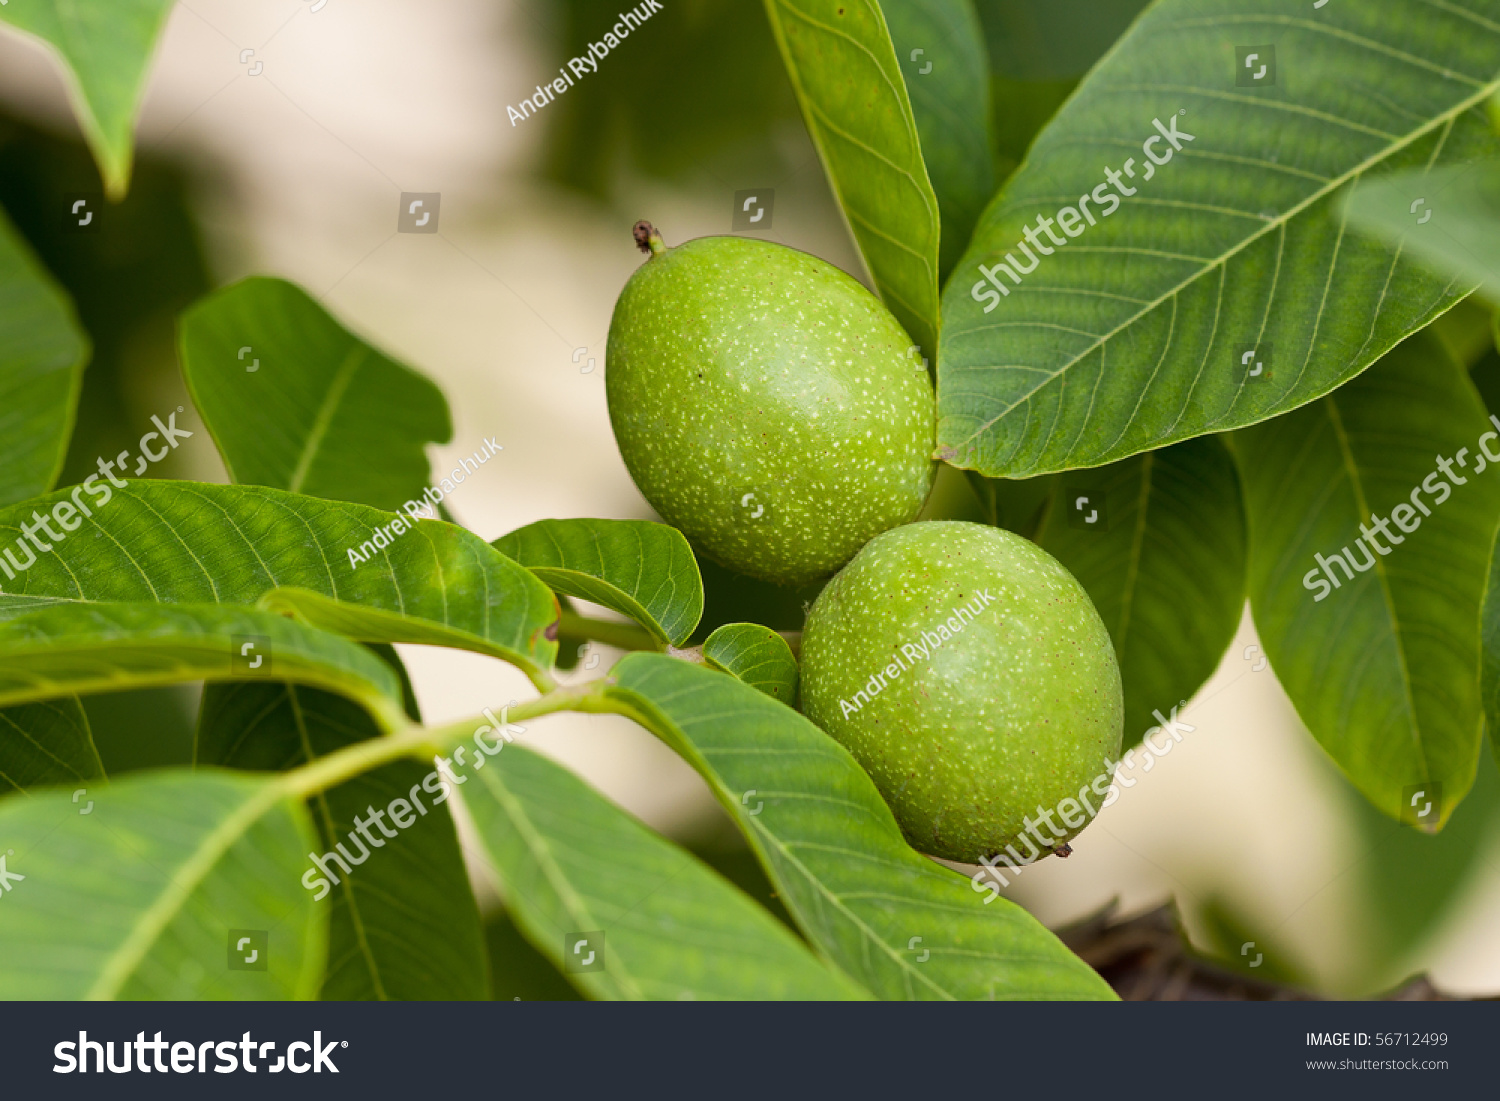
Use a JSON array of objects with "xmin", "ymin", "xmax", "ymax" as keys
[
  {"xmin": 606, "ymin": 235, "xmax": 936, "ymax": 587},
  {"xmin": 800, "ymin": 521, "xmax": 1122, "ymax": 863}
]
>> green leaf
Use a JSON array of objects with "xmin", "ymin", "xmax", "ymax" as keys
[
  {"xmin": 0, "ymin": 770, "xmax": 325, "ymax": 999},
  {"xmin": 1232, "ymin": 332, "xmax": 1500, "ymax": 828},
  {"xmin": 0, "ymin": 602, "xmax": 407, "ymax": 731},
  {"xmin": 198, "ymin": 679, "xmax": 489, "ymax": 1001},
  {"xmin": 0, "ymin": 208, "xmax": 89, "ymax": 508},
  {"xmin": 938, "ymin": 0, "xmax": 1500, "ymax": 477},
  {"xmin": 995, "ymin": 436, "xmax": 1247, "ymax": 743},
  {"xmin": 463, "ymin": 740, "xmax": 866, "ymax": 1000},
  {"xmin": 179, "ymin": 277, "xmax": 453, "ymax": 512},
  {"xmin": 0, "ymin": 697, "xmax": 103, "ymax": 794},
  {"xmin": 1483, "ymin": 522, "xmax": 1500, "ymax": 766},
  {"xmin": 493, "ymin": 518, "xmax": 703, "ymax": 648},
  {"xmin": 602, "ymin": 653, "xmax": 1114, "ymax": 1000},
  {"xmin": 703, "ymin": 622, "xmax": 799, "ymax": 705},
  {"xmin": 883, "ymin": 0, "xmax": 994, "ymax": 281},
  {"xmin": 1346, "ymin": 162, "xmax": 1500, "ymax": 296},
  {"xmin": 763, "ymin": 0, "xmax": 941, "ymax": 356},
  {"xmin": 0, "ymin": 482, "xmax": 560, "ymax": 679},
  {"xmin": 0, "ymin": 0, "xmax": 177, "ymax": 198}
]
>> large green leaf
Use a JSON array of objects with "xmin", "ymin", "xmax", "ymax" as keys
[
  {"xmin": 464, "ymin": 740, "xmax": 864, "ymax": 1000},
  {"xmin": 1482, "ymin": 521, "xmax": 1500, "ymax": 765},
  {"xmin": 1346, "ymin": 162, "xmax": 1500, "ymax": 295},
  {"xmin": 938, "ymin": 0, "xmax": 1500, "ymax": 477},
  {"xmin": 0, "ymin": 209, "xmax": 89, "ymax": 508},
  {"xmin": 763, "ymin": 0, "xmax": 941, "ymax": 356},
  {"xmin": 1232, "ymin": 333, "xmax": 1500, "ymax": 828},
  {"xmin": 601, "ymin": 653, "xmax": 1113, "ymax": 1000},
  {"xmin": 179, "ymin": 278, "xmax": 453, "ymax": 512},
  {"xmin": 0, "ymin": 482, "xmax": 559, "ymax": 679},
  {"xmin": 0, "ymin": 0, "xmax": 177, "ymax": 198},
  {"xmin": 0, "ymin": 602, "xmax": 406, "ymax": 730},
  {"xmin": 989, "ymin": 436, "xmax": 1246, "ymax": 742},
  {"xmin": 493, "ymin": 518, "xmax": 703, "ymax": 648},
  {"xmin": 703, "ymin": 622, "xmax": 799, "ymax": 705},
  {"xmin": 0, "ymin": 697, "xmax": 103, "ymax": 794},
  {"xmin": 883, "ymin": 0, "xmax": 994, "ymax": 281},
  {"xmin": 0, "ymin": 771, "xmax": 325, "ymax": 999},
  {"xmin": 198, "ymin": 679, "xmax": 489, "ymax": 1001}
]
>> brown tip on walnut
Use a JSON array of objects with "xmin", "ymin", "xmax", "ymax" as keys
[{"xmin": 633, "ymin": 220, "xmax": 666, "ymax": 256}]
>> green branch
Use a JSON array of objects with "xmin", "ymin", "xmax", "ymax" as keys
[{"xmin": 557, "ymin": 608, "xmax": 662, "ymax": 653}]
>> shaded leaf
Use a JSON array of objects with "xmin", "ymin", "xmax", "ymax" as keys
[
  {"xmin": 179, "ymin": 277, "xmax": 452, "ymax": 512},
  {"xmin": 0, "ymin": 482, "xmax": 559, "ymax": 679},
  {"xmin": 884, "ymin": 0, "xmax": 994, "ymax": 280},
  {"xmin": 0, "ymin": 771, "xmax": 325, "ymax": 999},
  {"xmin": 993, "ymin": 436, "xmax": 1246, "ymax": 742},
  {"xmin": 938, "ymin": 0, "xmax": 1500, "ymax": 477},
  {"xmin": 0, "ymin": 0, "xmax": 176, "ymax": 198},
  {"xmin": 0, "ymin": 208, "xmax": 88, "ymax": 507},
  {"xmin": 763, "ymin": 0, "xmax": 941, "ymax": 355},
  {"xmin": 0, "ymin": 697, "xmax": 103, "ymax": 794},
  {"xmin": 198, "ymin": 678, "xmax": 488, "ymax": 1001},
  {"xmin": 1232, "ymin": 333, "xmax": 1500, "ymax": 828},
  {"xmin": 485, "ymin": 908, "xmax": 583, "ymax": 1001},
  {"xmin": 463, "ymin": 740, "xmax": 866, "ymax": 1000},
  {"xmin": 494, "ymin": 518, "xmax": 702, "ymax": 647},
  {"xmin": 602, "ymin": 653, "xmax": 1114, "ymax": 1000},
  {"xmin": 703, "ymin": 622, "xmax": 799, "ymax": 705}
]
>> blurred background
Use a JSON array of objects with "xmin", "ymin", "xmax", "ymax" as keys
[{"xmin": 1, "ymin": 0, "xmax": 1496, "ymax": 997}]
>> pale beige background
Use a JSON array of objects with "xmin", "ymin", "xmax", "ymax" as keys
[{"xmin": 1, "ymin": 0, "xmax": 1495, "ymax": 994}]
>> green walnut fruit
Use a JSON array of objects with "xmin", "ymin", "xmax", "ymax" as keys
[
  {"xmin": 606, "ymin": 223, "xmax": 935, "ymax": 588},
  {"xmin": 800, "ymin": 521, "xmax": 1122, "ymax": 864}
]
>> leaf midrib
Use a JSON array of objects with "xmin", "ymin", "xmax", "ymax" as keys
[
  {"xmin": 474, "ymin": 761, "xmax": 645, "ymax": 1000},
  {"xmin": 955, "ymin": 75, "xmax": 1500, "ymax": 450},
  {"xmin": 287, "ymin": 684, "xmax": 390, "ymax": 1001},
  {"xmin": 87, "ymin": 781, "xmax": 286, "ymax": 999},
  {"xmin": 607, "ymin": 681, "xmax": 950, "ymax": 999},
  {"xmin": 288, "ymin": 343, "xmax": 367, "ymax": 494},
  {"xmin": 1321, "ymin": 396, "xmax": 1426, "ymax": 777}
]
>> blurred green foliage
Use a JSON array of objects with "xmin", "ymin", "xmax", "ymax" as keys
[
  {"xmin": 0, "ymin": 111, "xmax": 213, "ymax": 776},
  {"xmin": 536, "ymin": 0, "xmax": 798, "ymax": 198},
  {"xmin": 0, "ymin": 111, "xmax": 210, "ymax": 488},
  {"xmin": 978, "ymin": 0, "xmax": 1152, "ymax": 182}
]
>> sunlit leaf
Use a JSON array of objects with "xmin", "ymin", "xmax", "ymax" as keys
[
  {"xmin": 1232, "ymin": 333, "xmax": 1500, "ymax": 828},
  {"xmin": 0, "ymin": 771, "xmax": 325, "ymax": 999},
  {"xmin": 494, "ymin": 518, "xmax": 703, "ymax": 647},
  {"xmin": 939, "ymin": 0, "xmax": 1500, "ymax": 476},
  {"xmin": 703, "ymin": 622, "xmax": 799, "ymax": 705},
  {"xmin": 0, "ymin": 482, "xmax": 559, "ymax": 679},
  {"xmin": 0, "ymin": 602, "xmax": 406, "ymax": 732},
  {"xmin": 179, "ymin": 277, "xmax": 452, "ymax": 512},
  {"xmin": 884, "ymin": 0, "xmax": 994, "ymax": 280},
  {"xmin": 465, "ymin": 740, "xmax": 866, "ymax": 1000},
  {"xmin": 603, "ymin": 653, "xmax": 1113, "ymax": 1000},
  {"xmin": 0, "ymin": 0, "xmax": 177, "ymax": 198},
  {"xmin": 764, "ymin": 0, "xmax": 941, "ymax": 355}
]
